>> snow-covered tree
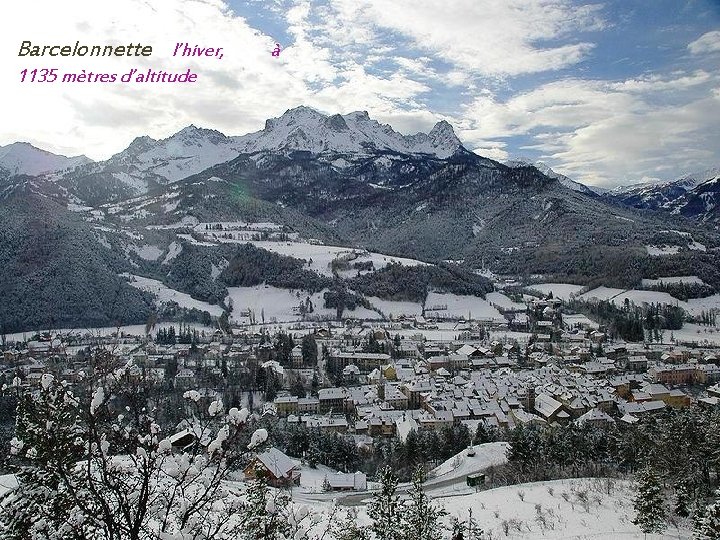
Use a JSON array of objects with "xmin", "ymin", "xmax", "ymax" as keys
[
  {"xmin": 695, "ymin": 490, "xmax": 720, "ymax": 540},
  {"xmin": 235, "ymin": 478, "xmax": 312, "ymax": 540},
  {"xmin": 632, "ymin": 465, "xmax": 667, "ymax": 536},
  {"xmin": 0, "ymin": 354, "xmax": 262, "ymax": 540},
  {"xmin": 330, "ymin": 508, "xmax": 371, "ymax": 540},
  {"xmin": 367, "ymin": 466, "xmax": 403, "ymax": 540},
  {"xmin": 401, "ymin": 466, "xmax": 447, "ymax": 540}
]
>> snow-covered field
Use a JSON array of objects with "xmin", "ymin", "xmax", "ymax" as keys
[
  {"xmin": 246, "ymin": 241, "xmax": 427, "ymax": 278},
  {"xmin": 0, "ymin": 474, "xmax": 18, "ymax": 498},
  {"xmin": 366, "ymin": 297, "xmax": 423, "ymax": 319},
  {"xmin": 122, "ymin": 274, "xmax": 224, "ymax": 316},
  {"xmin": 577, "ymin": 287, "xmax": 626, "ymax": 302},
  {"xmin": 578, "ymin": 287, "xmax": 720, "ymax": 317},
  {"xmin": 562, "ymin": 313, "xmax": 600, "ymax": 330},
  {"xmin": 525, "ymin": 283, "xmax": 585, "ymax": 301},
  {"xmin": 673, "ymin": 323, "xmax": 720, "ymax": 346},
  {"xmin": 486, "ymin": 292, "xmax": 526, "ymax": 311},
  {"xmin": 425, "ymin": 293, "xmax": 504, "ymax": 321},
  {"xmin": 226, "ymin": 285, "xmax": 381, "ymax": 324},
  {"xmin": 296, "ymin": 474, "xmax": 687, "ymax": 539},
  {"xmin": 611, "ymin": 289, "xmax": 683, "ymax": 307},
  {"xmin": 686, "ymin": 294, "xmax": 720, "ymax": 316},
  {"xmin": 131, "ymin": 244, "xmax": 163, "ymax": 261},
  {"xmin": 646, "ymin": 245, "xmax": 681, "ymax": 256}
]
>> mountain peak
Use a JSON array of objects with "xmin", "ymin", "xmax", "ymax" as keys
[
  {"xmin": 0, "ymin": 141, "xmax": 91, "ymax": 177},
  {"xmin": 505, "ymin": 158, "xmax": 598, "ymax": 195},
  {"xmin": 236, "ymin": 107, "xmax": 465, "ymax": 158},
  {"xmin": 427, "ymin": 120, "xmax": 462, "ymax": 155}
]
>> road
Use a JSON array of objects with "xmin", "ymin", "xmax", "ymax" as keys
[{"xmin": 336, "ymin": 462, "xmax": 493, "ymax": 506}]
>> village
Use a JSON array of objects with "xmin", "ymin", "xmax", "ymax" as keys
[{"xmin": 2, "ymin": 289, "xmax": 719, "ymax": 495}]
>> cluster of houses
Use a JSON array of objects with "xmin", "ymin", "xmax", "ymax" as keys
[{"xmin": 2, "ymin": 296, "xmax": 719, "ymax": 493}]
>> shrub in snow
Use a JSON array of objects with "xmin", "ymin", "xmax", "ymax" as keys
[
  {"xmin": 248, "ymin": 427, "xmax": 269, "ymax": 449},
  {"xmin": 0, "ymin": 352, "xmax": 264, "ymax": 540}
]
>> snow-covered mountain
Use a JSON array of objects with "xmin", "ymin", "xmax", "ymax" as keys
[
  {"xmin": 505, "ymin": 158, "xmax": 598, "ymax": 196},
  {"xmin": 101, "ymin": 106, "xmax": 465, "ymax": 185},
  {"xmin": 45, "ymin": 107, "xmax": 467, "ymax": 204},
  {"xmin": 610, "ymin": 168, "xmax": 719, "ymax": 198},
  {"xmin": 234, "ymin": 106, "xmax": 464, "ymax": 158},
  {"xmin": 0, "ymin": 142, "xmax": 90, "ymax": 178},
  {"xmin": 607, "ymin": 167, "xmax": 720, "ymax": 222},
  {"xmin": 105, "ymin": 125, "xmax": 244, "ymax": 184}
]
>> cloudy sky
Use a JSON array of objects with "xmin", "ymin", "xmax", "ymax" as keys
[{"xmin": 2, "ymin": 0, "xmax": 719, "ymax": 187}]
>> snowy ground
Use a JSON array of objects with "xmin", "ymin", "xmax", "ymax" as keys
[
  {"xmin": 646, "ymin": 245, "xmax": 681, "ymax": 256},
  {"xmin": 426, "ymin": 442, "xmax": 509, "ymax": 488},
  {"xmin": 562, "ymin": 313, "xmax": 600, "ymax": 330},
  {"xmin": 578, "ymin": 287, "xmax": 720, "ymax": 317},
  {"xmin": 673, "ymin": 323, "xmax": 720, "ymax": 346},
  {"xmin": 0, "ymin": 474, "xmax": 18, "ymax": 498},
  {"xmin": 425, "ymin": 293, "xmax": 505, "ymax": 322},
  {"xmin": 226, "ymin": 285, "xmax": 381, "ymax": 324},
  {"xmin": 243, "ymin": 241, "xmax": 427, "ymax": 278},
  {"xmin": 437, "ymin": 477, "xmax": 692, "ymax": 539},
  {"xmin": 525, "ymin": 284, "xmax": 585, "ymax": 301},
  {"xmin": 486, "ymin": 292, "xmax": 526, "ymax": 311},
  {"xmin": 297, "ymin": 475, "xmax": 689, "ymax": 539},
  {"xmin": 122, "ymin": 274, "xmax": 224, "ymax": 316},
  {"xmin": 577, "ymin": 287, "xmax": 626, "ymax": 302},
  {"xmin": 366, "ymin": 297, "xmax": 423, "ymax": 319}
]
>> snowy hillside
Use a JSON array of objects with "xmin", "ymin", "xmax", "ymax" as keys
[
  {"xmin": 426, "ymin": 442, "xmax": 509, "ymax": 486},
  {"xmin": 437, "ymin": 477, "xmax": 690, "ymax": 539},
  {"xmin": 299, "ymin": 476, "xmax": 687, "ymax": 539},
  {"xmin": 0, "ymin": 142, "xmax": 90, "ymax": 177}
]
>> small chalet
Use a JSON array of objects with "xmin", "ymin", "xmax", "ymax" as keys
[{"xmin": 244, "ymin": 447, "xmax": 301, "ymax": 487}]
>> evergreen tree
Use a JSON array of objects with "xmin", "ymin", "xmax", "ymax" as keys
[
  {"xmin": 368, "ymin": 466, "xmax": 403, "ymax": 540},
  {"xmin": 331, "ymin": 509, "xmax": 371, "ymax": 540},
  {"xmin": 695, "ymin": 490, "xmax": 720, "ymax": 540},
  {"xmin": 401, "ymin": 466, "xmax": 448, "ymax": 540},
  {"xmin": 301, "ymin": 334, "xmax": 318, "ymax": 366},
  {"xmin": 632, "ymin": 465, "xmax": 667, "ymax": 536},
  {"xmin": 674, "ymin": 480, "xmax": 691, "ymax": 517},
  {"xmin": 237, "ymin": 478, "xmax": 295, "ymax": 539}
]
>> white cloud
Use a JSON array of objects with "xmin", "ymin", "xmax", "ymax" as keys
[
  {"xmin": 322, "ymin": 0, "xmax": 604, "ymax": 77},
  {"xmin": 461, "ymin": 71, "xmax": 720, "ymax": 186},
  {"xmin": 688, "ymin": 30, "xmax": 720, "ymax": 55},
  {"xmin": 0, "ymin": 0, "xmax": 716, "ymax": 190},
  {"xmin": 0, "ymin": 0, "xmax": 441, "ymax": 159}
]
